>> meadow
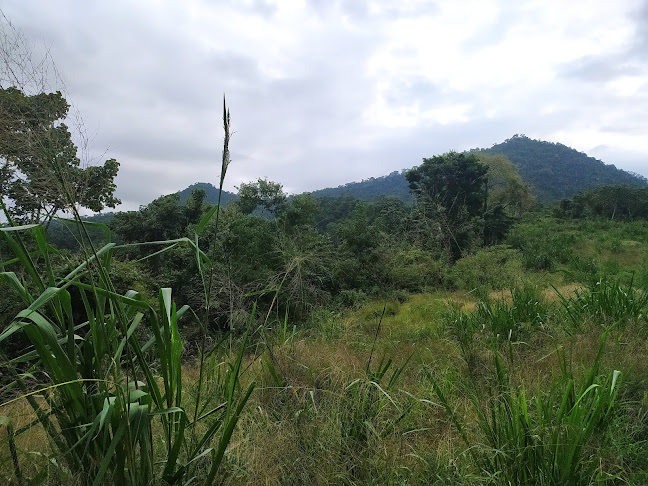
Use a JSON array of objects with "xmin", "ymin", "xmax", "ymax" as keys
[{"xmin": 2, "ymin": 209, "xmax": 648, "ymax": 485}]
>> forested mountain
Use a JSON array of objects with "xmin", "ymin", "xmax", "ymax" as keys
[
  {"xmin": 177, "ymin": 182, "xmax": 238, "ymax": 206},
  {"xmin": 304, "ymin": 136, "xmax": 646, "ymax": 203},
  {"xmin": 174, "ymin": 172, "xmax": 413, "ymax": 205},
  {"xmin": 165, "ymin": 136, "xmax": 648, "ymax": 208},
  {"xmin": 477, "ymin": 135, "xmax": 647, "ymax": 202},
  {"xmin": 309, "ymin": 170, "xmax": 413, "ymax": 201}
]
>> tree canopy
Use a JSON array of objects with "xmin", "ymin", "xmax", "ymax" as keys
[
  {"xmin": 406, "ymin": 152, "xmax": 488, "ymax": 219},
  {"xmin": 406, "ymin": 152, "xmax": 488, "ymax": 260},
  {"xmin": 235, "ymin": 177, "xmax": 287, "ymax": 216},
  {"xmin": 557, "ymin": 185, "xmax": 648, "ymax": 221},
  {"xmin": 480, "ymin": 134, "xmax": 646, "ymax": 202},
  {"xmin": 476, "ymin": 152, "xmax": 535, "ymax": 216},
  {"xmin": 0, "ymin": 87, "xmax": 120, "ymax": 223}
]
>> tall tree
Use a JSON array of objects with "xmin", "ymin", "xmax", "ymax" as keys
[
  {"xmin": 406, "ymin": 152, "xmax": 487, "ymax": 260},
  {"xmin": 0, "ymin": 87, "xmax": 120, "ymax": 223}
]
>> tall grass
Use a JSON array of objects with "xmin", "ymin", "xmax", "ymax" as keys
[
  {"xmin": 429, "ymin": 330, "xmax": 621, "ymax": 485},
  {"xmin": 445, "ymin": 281, "xmax": 551, "ymax": 345},
  {"xmin": 554, "ymin": 275, "xmax": 648, "ymax": 328},
  {"xmin": 0, "ymin": 99, "xmax": 254, "ymax": 484}
]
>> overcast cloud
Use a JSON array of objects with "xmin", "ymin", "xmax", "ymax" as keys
[{"xmin": 2, "ymin": 0, "xmax": 647, "ymax": 210}]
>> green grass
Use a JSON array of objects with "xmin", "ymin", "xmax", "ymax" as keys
[
  {"xmin": 429, "ymin": 333, "xmax": 621, "ymax": 485},
  {"xmin": 555, "ymin": 276, "xmax": 648, "ymax": 328}
]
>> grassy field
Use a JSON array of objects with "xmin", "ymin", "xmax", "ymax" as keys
[{"xmin": 2, "ymin": 216, "xmax": 648, "ymax": 485}]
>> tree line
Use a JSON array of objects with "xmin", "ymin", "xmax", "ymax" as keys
[{"xmin": 1, "ymin": 85, "xmax": 536, "ymax": 336}]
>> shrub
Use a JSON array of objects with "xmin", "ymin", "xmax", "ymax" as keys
[
  {"xmin": 450, "ymin": 245, "xmax": 523, "ymax": 291},
  {"xmin": 507, "ymin": 219, "xmax": 575, "ymax": 270}
]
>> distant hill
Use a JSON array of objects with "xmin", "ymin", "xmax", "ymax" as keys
[
  {"xmin": 476, "ymin": 135, "xmax": 647, "ymax": 202},
  {"xmin": 174, "ymin": 137, "xmax": 647, "ymax": 207},
  {"xmin": 178, "ymin": 182, "xmax": 238, "ymax": 206},
  {"xmin": 309, "ymin": 170, "xmax": 413, "ymax": 202}
]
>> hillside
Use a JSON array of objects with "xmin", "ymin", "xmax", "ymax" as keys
[
  {"xmin": 174, "ymin": 172, "xmax": 412, "ymax": 205},
  {"xmin": 478, "ymin": 134, "xmax": 647, "ymax": 202},
  {"xmin": 177, "ymin": 182, "xmax": 238, "ymax": 206},
  {"xmin": 174, "ymin": 137, "xmax": 647, "ymax": 206},
  {"xmin": 309, "ymin": 170, "xmax": 413, "ymax": 201},
  {"xmin": 305, "ymin": 136, "xmax": 646, "ymax": 203}
]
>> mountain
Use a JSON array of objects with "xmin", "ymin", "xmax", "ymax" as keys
[
  {"xmin": 309, "ymin": 170, "xmax": 413, "ymax": 201},
  {"xmin": 476, "ymin": 135, "xmax": 647, "ymax": 202},
  {"xmin": 178, "ymin": 182, "xmax": 238, "ymax": 206},
  {"xmin": 174, "ymin": 137, "xmax": 647, "ymax": 206},
  {"xmin": 175, "ymin": 173, "xmax": 413, "ymax": 205}
]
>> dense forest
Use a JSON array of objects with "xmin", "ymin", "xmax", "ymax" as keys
[{"xmin": 3, "ymin": 85, "xmax": 648, "ymax": 485}]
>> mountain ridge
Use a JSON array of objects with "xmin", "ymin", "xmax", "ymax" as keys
[{"xmin": 174, "ymin": 135, "xmax": 648, "ymax": 206}]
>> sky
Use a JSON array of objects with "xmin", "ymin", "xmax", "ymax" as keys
[{"xmin": 1, "ymin": 0, "xmax": 647, "ymax": 211}]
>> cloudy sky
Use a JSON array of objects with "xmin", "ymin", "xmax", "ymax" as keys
[{"xmin": 2, "ymin": 0, "xmax": 647, "ymax": 210}]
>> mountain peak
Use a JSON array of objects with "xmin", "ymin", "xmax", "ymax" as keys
[{"xmin": 480, "ymin": 136, "xmax": 646, "ymax": 201}]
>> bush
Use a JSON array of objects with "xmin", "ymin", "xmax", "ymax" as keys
[
  {"xmin": 507, "ymin": 219, "xmax": 575, "ymax": 270},
  {"xmin": 385, "ymin": 247, "xmax": 445, "ymax": 292},
  {"xmin": 450, "ymin": 245, "xmax": 523, "ymax": 291}
]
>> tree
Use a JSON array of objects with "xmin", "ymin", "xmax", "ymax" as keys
[
  {"xmin": 476, "ymin": 153, "xmax": 535, "ymax": 216},
  {"xmin": 111, "ymin": 189, "xmax": 207, "ymax": 244},
  {"xmin": 279, "ymin": 192, "xmax": 320, "ymax": 231},
  {"xmin": 235, "ymin": 177, "xmax": 287, "ymax": 216},
  {"xmin": 407, "ymin": 152, "xmax": 487, "ymax": 220},
  {"xmin": 557, "ymin": 185, "xmax": 648, "ymax": 221},
  {"xmin": 0, "ymin": 87, "xmax": 120, "ymax": 223},
  {"xmin": 406, "ymin": 152, "xmax": 487, "ymax": 260}
]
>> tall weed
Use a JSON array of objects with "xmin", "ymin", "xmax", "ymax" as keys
[
  {"xmin": 554, "ymin": 276, "xmax": 648, "ymax": 328},
  {"xmin": 448, "ymin": 282, "xmax": 551, "ymax": 342},
  {"xmin": 429, "ymin": 331, "xmax": 621, "ymax": 485},
  {"xmin": 0, "ymin": 100, "xmax": 254, "ymax": 485}
]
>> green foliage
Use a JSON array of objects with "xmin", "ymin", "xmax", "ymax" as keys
[
  {"xmin": 309, "ymin": 170, "xmax": 413, "ymax": 202},
  {"xmin": 430, "ymin": 333, "xmax": 621, "ymax": 485},
  {"xmin": 555, "ymin": 276, "xmax": 648, "ymax": 328},
  {"xmin": 443, "ymin": 302, "xmax": 481, "ymax": 368},
  {"xmin": 407, "ymin": 152, "xmax": 488, "ymax": 260},
  {"xmin": 177, "ymin": 182, "xmax": 238, "ymax": 207},
  {"xmin": 337, "ymin": 288, "xmax": 368, "ymax": 308},
  {"xmin": 557, "ymin": 185, "xmax": 648, "ymax": 221},
  {"xmin": 450, "ymin": 245, "xmax": 523, "ymax": 291},
  {"xmin": 477, "ymin": 152, "xmax": 536, "ymax": 216},
  {"xmin": 477, "ymin": 282, "xmax": 550, "ymax": 340},
  {"xmin": 384, "ymin": 246, "xmax": 445, "ymax": 292},
  {"xmin": 313, "ymin": 194, "xmax": 358, "ymax": 232},
  {"xmin": 235, "ymin": 177, "xmax": 287, "ymax": 216},
  {"xmin": 444, "ymin": 281, "xmax": 551, "ymax": 343},
  {"xmin": 507, "ymin": 217, "xmax": 575, "ymax": 270},
  {"xmin": 0, "ymin": 99, "xmax": 254, "ymax": 485},
  {"xmin": 0, "ymin": 223, "xmax": 253, "ymax": 485},
  {"xmin": 340, "ymin": 312, "xmax": 413, "ymax": 482},
  {"xmin": 0, "ymin": 87, "xmax": 120, "ymax": 223},
  {"xmin": 111, "ymin": 190, "xmax": 207, "ymax": 244},
  {"xmin": 407, "ymin": 152, "xmax": 487, "ymax": 220},
  {"xmin": 280, "ymin": 193, "xmax": 320, "ymax": 230}
]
